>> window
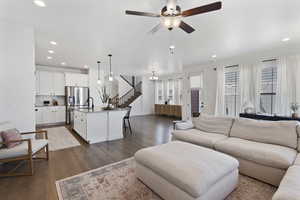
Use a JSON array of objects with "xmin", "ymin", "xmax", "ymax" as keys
[
  {"xmin": 260, "ymin": 60, "xmax": 277, "ymax": 114},
  {"xmin": 155, "ymin": 78, "xmax": 183, "ymax": 105},
  {"xmin": 224, "ymin": 66, "xmax": 240, "ymax": 117},
  {"xmin": 167, "ymin": 79, "xmax": 174, "ymax": 104},
  {"xmin": 155, "ymin": 80, "xmax": 164, "ymax": 104},
  {"xmin": 174, "ymin": 78, "xmax": 183, "ymax": 105}
]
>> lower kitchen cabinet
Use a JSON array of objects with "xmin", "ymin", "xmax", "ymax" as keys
[{"xmin": 35, "ymin": 106, "xmax": 66, "ymax": 125}]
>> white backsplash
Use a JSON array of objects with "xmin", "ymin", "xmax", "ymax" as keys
[{"xmin": 35, "ymin": 95, "xmax": 65, "ymax": 106}]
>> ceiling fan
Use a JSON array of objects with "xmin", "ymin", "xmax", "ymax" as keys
[{"xmin": 125, "ymin": 0, "xmax": 222, "ymax": 34}]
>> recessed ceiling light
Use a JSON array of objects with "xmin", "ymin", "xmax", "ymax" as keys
[
  {"xmin": 169, "ymin": 45, "xmax": 175, "ymax": 49},
  {"xmin": 212, "ymin": 55, "xmax": 217, "ymax": 58},
  {"xmin": 282, "ymin": 37, "xmax": 290, "ymax": 42},
  {"xmin": 33, "ymin": 0, "xmax": 46, "ymax": 7},
  {"xmin": 50, "ymin": 41, "xmax": 57, "ymax": 45},
  {"xmin": 61, "ymin": 62, "xmax": 66, "ymax": 66},
  {"xmin": 84, "ymin": 65, "xmax": 89, "ymax": 69},
  {"xmin": 48, "ymin": 50, "xmax": 54, "ymax": 54},
  {"xmin": 47, "ymin": 56, "xmax": 52, "ymax": 60}
]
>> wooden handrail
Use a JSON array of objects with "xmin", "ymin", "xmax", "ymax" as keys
[{"xmin": 118, "ymin": 81, "xmax": 142, "ymax": 107}]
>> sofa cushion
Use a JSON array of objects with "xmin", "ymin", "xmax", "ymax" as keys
[
  {"xmin": 215, "ymin": 138, "xmax": 297, "ymax": 169},
  {"xmin": 272, "ymin": 166, "xmax": 300, "ymax": 200},
  {"xmin": 295, "ymin": 154, "xmax": 300, "ymax": 166},
  {"xmin": 135, "ymin": 141, "xmax": 239, "ymax": 198},
  {"xmin": 192, "ymin": 115, "xmax": 234, "ymax": 136},
  {"xmin": 0, "ymin": 139, "xmax": 48, "ymax": 160},
  {"xmin": 172, "ymin": 129, "xmax": 228, "ymax": 149},
  {"xmin": 230, "ymin": 118, "xmax": 298, "ymax": 149}
]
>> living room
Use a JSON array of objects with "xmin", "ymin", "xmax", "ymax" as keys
[{"xmin": 1, "ymin": 0, "xmax": 300, "ymax": 200}]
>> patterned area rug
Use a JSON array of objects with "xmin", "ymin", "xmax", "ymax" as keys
[
  {"xmin": 46, "ymin": 126, "xmax": 80, "ymax": 151},
  {"xmin": 56, "ymin": 158, "xmax": 276, "ymax": 200}
]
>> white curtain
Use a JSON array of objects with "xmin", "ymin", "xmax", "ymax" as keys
[
  {"xmin": 215, "ymin": 66, "xmax": 225, "ymax": 116},
  {"xmin": 282, "ymin": 55, "xmax": 300, "ymax": 115},
  {"xmin": 239, "ymin": 64, "xmax": 252, "ymax": 112},
  {"xmin": 275, "ymin": 57, "xmax": 289, "ymax": 115},
  {"xmin": 239, "ymin": 63, "xmax": 262, "ymax": 113},
  {"xmin": 253, "ymin": 62, "xmax": 262, "ymax": 113}
]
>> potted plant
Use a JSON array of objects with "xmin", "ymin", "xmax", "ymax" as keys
[{"xmin": 290, "ymin": 102, "xmax": 300, "ymax": 118}]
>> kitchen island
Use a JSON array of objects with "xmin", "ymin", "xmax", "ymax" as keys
[{"xmin": 73, "ymin": 108, "xmax": 128, "ymax": 144}]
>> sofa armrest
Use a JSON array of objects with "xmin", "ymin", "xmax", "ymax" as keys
[
  {"xmin": 174, "ymin": 121, "xmax": 194, "ymax": 130},
  {"xmin": 21, "ymin": 130, "xmax": 48, "ymax": 139}
]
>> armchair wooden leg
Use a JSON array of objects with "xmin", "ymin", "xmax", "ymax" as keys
[
  {"xmin": 29, "ymin": 155, "xmax": 33, "ymax": 176},
  {"xmin": 46, "ymin": 144, "xmax": 49, "ymax": 160}
]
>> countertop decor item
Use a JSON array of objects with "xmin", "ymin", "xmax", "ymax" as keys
[
  {"xmin": 96, "ymin": 86, "xmax": 111, "ymax": 109},
  {"xmin": 290, "ymin": 102, "xmax": 299, "ymax": 118}
]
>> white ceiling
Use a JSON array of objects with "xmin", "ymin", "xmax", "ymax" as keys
[{"xmin": 1, "ymin": 0, "xmax": 300, "ymax": 75}]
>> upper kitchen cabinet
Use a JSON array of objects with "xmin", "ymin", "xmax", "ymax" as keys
[
  {"xmin": 37, "ymin": 71, "xmax": 65, "ymax": 96},
  {"xmin": 65, "ymin": 73, "xmax": 89, "ymax": 87},
  {"xmin": 53, "ymin": 72, "xmax": 65, "ymax": 95}
]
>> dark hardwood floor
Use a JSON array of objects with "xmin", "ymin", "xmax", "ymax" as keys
[{"xmin": 0, "ymin": 115, "xmax": 174, "ymax": 200}]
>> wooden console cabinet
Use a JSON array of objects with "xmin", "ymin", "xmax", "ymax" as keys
[{"xmin": 155, "ymin": 104, "xmax": 182, "ymax": 118}]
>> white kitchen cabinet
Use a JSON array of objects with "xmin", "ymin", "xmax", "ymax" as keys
[
  {"xmin": 35, "ymin": 106, "xmax": 66, "ymax": 125},
  {"xmin": 53, "ymin": 73, "xmax": 65, "ymax": 96},
  {"xmin": 39, "ymin": 71, "xmax": 53, "ymax": 95},
  {"xmin": 73, "ymin": 109, "xmax": 127, "ymax": 144},
  {"xmin": 55, "ymin": 107, "xmax": 66, "ymax": 123},
  {"xmin": 65, "ymin": 73, "xmax": 89, "ymax": 87},
  {"xmin": 35, "ymin": 71, "xmax": 40, "ymax": 95},
  {"xmin": 74, "ymin": 111, "xmax": 87, "ymax": 139},
  {"xmin": 35, "ymin": 107, "xmax": 43, "ymax": 124},
  {"xmin": 37, "ymin": 71, "xmax": 65, "ymax": 96}
]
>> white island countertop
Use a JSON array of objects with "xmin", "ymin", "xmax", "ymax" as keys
[{"xmin": 75, "ymin": 107, "xmax": 128, "ymax": 113}]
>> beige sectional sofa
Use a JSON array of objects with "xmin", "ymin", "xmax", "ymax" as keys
[{"xmin": 172, "ymin": 115, "xmax": 300, "ymax": 200}]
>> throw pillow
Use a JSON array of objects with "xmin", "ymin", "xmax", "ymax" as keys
[{"xmin": 1, "ymin": 129, "xmax": 22, "ymax": 148}]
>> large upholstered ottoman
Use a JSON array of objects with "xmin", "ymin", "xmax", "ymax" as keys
[{"xmin": 135, "ymin": 141, "xmax": 239, "ymax": 200}]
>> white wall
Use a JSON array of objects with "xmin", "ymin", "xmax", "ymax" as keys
[
  {"xmin": 0, "ymin": 21, "xmax": 35, "ymax": 132},
  {"xmin": 118, "ymin": 76, "xmax": 155, "ymax": 116}
]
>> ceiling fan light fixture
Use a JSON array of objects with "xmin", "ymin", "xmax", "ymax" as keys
[
  {"xmin": 164, "ymin": 18, "xmax": 172, "ymax": 27},
  {"xmin": 172, "ymin": 17, "xmax": 181, "ymax": 27},
  {"xmin": 33, "ymin": 0, "xmax": 46, "ymax": 7}
]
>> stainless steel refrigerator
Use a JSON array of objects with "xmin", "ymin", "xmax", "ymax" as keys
[{"xmin": 65, "ymin": 86, "xmax": 90, "ymax": 126}]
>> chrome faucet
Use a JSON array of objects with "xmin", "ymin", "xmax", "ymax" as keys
[{"xmin": 87, "ymin": 97, "xmax": 94, "ymax": 109}]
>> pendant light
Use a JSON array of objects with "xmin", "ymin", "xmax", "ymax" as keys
[
  {"xmin": 108, "ymin": 54, "xmax": 113, "ymax": 82},
  {"xmin": 149, "ymin": 71, "xmax": 158, "ymax": 81},
  {"xmin": 97, "ymin": 61, "xmax": 101, "ymax": 85}
]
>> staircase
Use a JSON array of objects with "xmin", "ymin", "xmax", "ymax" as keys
[{"xmin": 117, "ymin": 76, "xmax": 142, "ymax": 108}]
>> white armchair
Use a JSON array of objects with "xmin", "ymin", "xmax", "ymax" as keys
[{"xmin": 0, "ymin": 121, "xmax": 49, "ymax": 177}]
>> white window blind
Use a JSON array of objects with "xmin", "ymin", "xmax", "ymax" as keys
[
  {"xmin": 260, "ymin": 60, "xmax": 277, "ymax": 114},
  {"xmin": 224, "ymin": 65, "xmax": 240, "ymax": 116}
]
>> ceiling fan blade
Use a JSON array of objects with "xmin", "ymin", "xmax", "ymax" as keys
[
  {"xmin": 148, "ymin": 23, "xmax": 163, "ymax": 34},
  {"xmin": 179, "ymin": 21, "xmax": 195, "ymax": 34},
  {"xmin": 181, "ymin": 1, "xmax": 222, "ymax": 17},
  {"xmin": 125, "ymin": 10, "xmax": 160, "ymax": 17}
]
